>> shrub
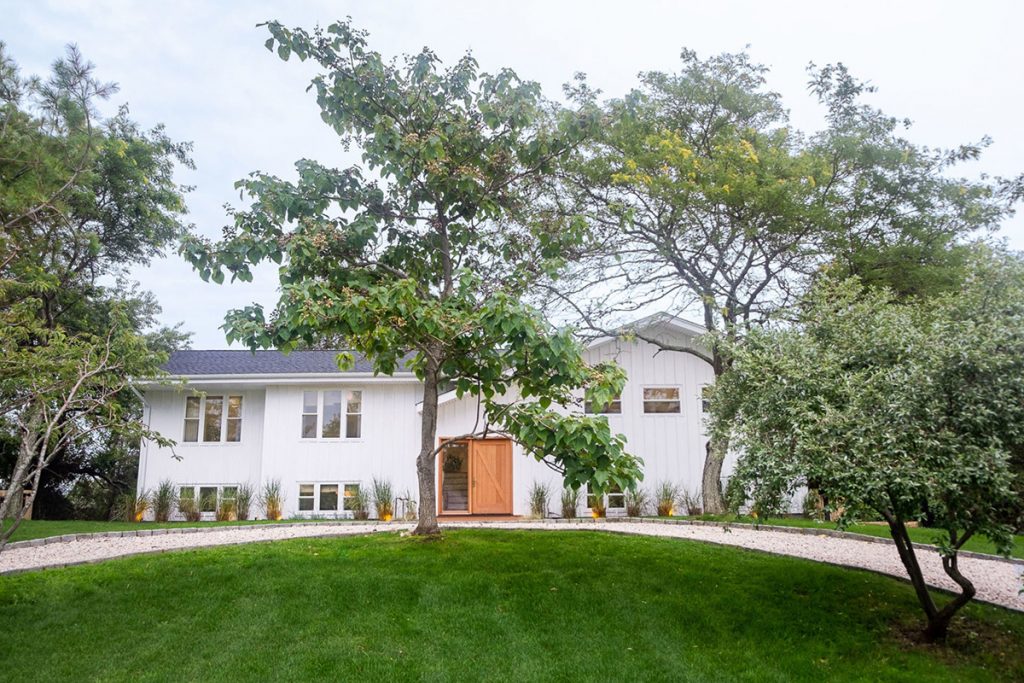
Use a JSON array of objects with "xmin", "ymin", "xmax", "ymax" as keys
[
  {"xmin": 372, "ymin": 477, "xmax": 394, "ymax": 520},
  {"xmin": 153, "ymin": 480, "xmax": 177, "ymax": 522},
  {"xmin": 654, "ymin": 481, "xmax": 679, "ymax": 517},
  {"xmin": 560, "ymin": 488, "xmax": 579, "ymax": 519},
  {"xmin": 527, "ymin": 481, "xmax": 551, "ymax": 518},
  {"xmin": 625, "ymin": 487, "xmax": 649, "ymax": 517},
  {"xmin": 113, "ymin": 490, "xmax": 151, "ymax": 522},
  {"xmin": 260, "ymin": 479, "xmax": 284, "ymax": 520},
  {"xmin": 178, "ymin": 494, "xmax": 201, "ymax": 522},
  {"xmin": 590, "ymin": 494, "xmax": 607, "ymax": 518},
  {"xmin": 235, "ymin": 483, "xmax": 255, "ymax": 521},
  {"xmin": 802, "ymin": 489, "xmax": 825, "ymax": 521}
]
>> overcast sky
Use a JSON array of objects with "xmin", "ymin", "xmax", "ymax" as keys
[{"xmin": 4, "ymin": 0, "xmax": 1022, "ymax": 348}]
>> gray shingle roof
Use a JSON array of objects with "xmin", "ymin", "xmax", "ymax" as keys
[{"xmin": 162, "ymin": 350, "xmax": 416, "ymax": 376}]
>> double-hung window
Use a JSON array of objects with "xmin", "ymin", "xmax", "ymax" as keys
[
  {"xmin": 183, "ymin": 395, "xmax": 243, "ymax": 442},
  {"xmin": 642, "ymin": 387, "xmax": 681, "ymax": 414},
  {"xmin": 300, "ymin": 390, "xmax": 362, "ymax": 439}
]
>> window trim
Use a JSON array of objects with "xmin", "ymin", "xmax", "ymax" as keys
[
  {"xmin": 583, "ymin": 392, "xmax": 623, "ymax": 415},
  {"xmin": 299, "ymin": 389, "xmax": 364, "ymax": 442},
  {"xmin": 182, "ymin": 394, "xmax": 244, "ymax": 444},
  {"xmin": 642, "ymin": 385, "xmax": 682, "ymax": 415},
  {"xmin": 297, "ymin": 481, "xmax": 363, "ymax": 517}
]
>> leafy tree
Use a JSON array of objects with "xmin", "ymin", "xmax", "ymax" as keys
[
  {"xmin": 710, "ymin": 249, "xmax": 1024, "ymax": 642},
  {"xmin": 550, "ymin": 50, "xmax": 1022, "ymax": 513},
  {"xmin": 181, "ymin": 20, "xmax": 641, "ymax": 535},
  {"xmin": 0, "ymin": 43, "xmax": 190, "ymax": 536}
]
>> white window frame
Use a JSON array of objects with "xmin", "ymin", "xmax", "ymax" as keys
[
  {"xmin": 177, "ymin": 484, "xmax": 237, "ymax": 517},
  {"xmin": 642, "ymin": 386, "xmax": 682, "ymax": 415},
  {"xmin": 584, "ymin": 484, "xmax": 626, "ymax": 514},
  {"xmin": 296, "ymin": 481, "xmax": 362, "ymax": 518},
  {"xmin": 182, "ymin": 395, "xmax": 243, "ymax": 444},
  {"xmin": 584, "ymin": 392, "xmax": 623, "ymax": 415},
  {"xmin": 299, "ymin": 389, "xmax": 363, "ymax": 441}
]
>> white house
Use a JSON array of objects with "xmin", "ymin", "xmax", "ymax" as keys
[{"xmin": 136, "ymin": 313, "xmax": 722, "ymax": 519}]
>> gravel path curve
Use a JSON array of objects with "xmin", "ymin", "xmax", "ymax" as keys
[{"xmin": 0, "ymin": 520, "xmax": 1020, "ymax": 612}]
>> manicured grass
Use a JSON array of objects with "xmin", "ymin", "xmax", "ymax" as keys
[
  {"xmin": 679, "ymin": 514, "xmax": 1024, "ymax": 560},
  {"xmin": 0, "ymin": 530, "xmax": 1021, "ymax": 681},
  {"xmin": 1, "ymin": 518, "xmax": 286, "ymax": 542}
]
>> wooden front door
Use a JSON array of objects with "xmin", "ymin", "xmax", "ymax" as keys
[
  {"xmin": 470, "ymin": 439, "xmax": 512, "ymax": 514},
  {"xmin": 437, "ymin": 437, "xmax": 513, "ymax": 515}
]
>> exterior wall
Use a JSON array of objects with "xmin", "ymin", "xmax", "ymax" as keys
[
  {"xmin": 259, "ymin": 382, "xmax": 422, "ymax": 517},
  {"xmin": 138, "ymin": 385, "xmax": 266, "ymax": 514},
  {"xmin": 436, "ymin": 323, "xmax": 723, "ymax": 516}
]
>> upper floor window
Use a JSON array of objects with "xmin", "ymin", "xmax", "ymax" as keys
[
  {"xmin": 643, "ymin": 387, "xmax": 681, "ymax": 414},
  {"xmin": 301, "ymin": 390, "xmax": 362, "ymax": 439},
  {"xmin": 584, "ymin": 393, "xmax": 622, "ymax": 415},
  {"xmin": 183, "ymin": 395, "xmax": 242, "ymax": 442}
]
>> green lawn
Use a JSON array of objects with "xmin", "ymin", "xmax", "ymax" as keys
[
  {"xmin": 0, "ymin": 530, "xmax": 1020, "ymax": 681},
  {"xmin": 679, "ymin": 514, "xmax": 1024, "ymax": 560},
  {"xmin": 1, "ymin": 518, "xmax": 285, "ymax": 542}
]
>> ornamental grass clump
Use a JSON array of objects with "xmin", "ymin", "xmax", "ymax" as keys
[
  {"xmin": 655, "ymin": 481, "xmax": 679, "ymax": 517},
  {"xmin": 372, "ymin": 478, "xmax": 394, "ymax": 521},
  {"xmin": 350, "ymin": 486, "xmax": 371, "ymax": 520},
  {"xmin": 625, "ymin": 487, "xmax": 649, "ymax": 517},
  {"xmin": 261, "ymin": 479, "xmax": 284, "ymax": 520},
  {"xmin": 153, "ymin": 480, "xmax": 176, "ymax": 522},
  {"xmin": 560, "ymin": 488, "xmax": 579, "ymax": 519},
  {"xmin": 178, "ymin": 494, "xmax": 201, "ymax": 522},
  {"xmin": 216, "ymin": 498, "xmax": 237, "ymax": 522},
  {"xmin": 680, "ymin": 487, "xmax": 703, "ymax": 516},
  {"xmin": 235, "ymin": 483, "xmax": 255, "ymax": 521},
  {"xmin": 113, "ymin": 490, "xmax": 151, "ymax": 522},
  {"xmin": 528, "ymin": 481, "xmax": 551, "ymax": 518}
]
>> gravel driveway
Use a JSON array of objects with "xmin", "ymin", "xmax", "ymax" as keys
[{"xmin": 1, "ymin": 520, "xmax": 1021, "ymax": 612}]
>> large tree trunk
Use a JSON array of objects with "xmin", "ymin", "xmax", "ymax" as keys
[
  {"xmin": 701, "ymin": 436, "xmax": 727, "ymax": 514},
  {"xmin": 412, "ymin": 358, "xmax": 441, "ymax": 536},
  {"xmin": 701, "ymin": 341, "xmax": 729, "ymax": 514}
]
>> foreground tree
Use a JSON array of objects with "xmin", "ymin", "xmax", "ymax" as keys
[
  {"xmin": 550, "ymin": 51, "xmax": 1022, "ymax": 513},
  {"xmin": 182, "ymin": 20, "xmax": 641, "ymax": 536},
  {"xmin": 0, "ymin": 43, "xmax": 190, "ymax": 533},
  {"xmin": 711, "ymin": 250, "xmax": 1024, "ymax": 642}
]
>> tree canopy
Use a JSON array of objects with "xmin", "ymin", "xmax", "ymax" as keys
[
  {"xmin": 547, "ymin": 49, "xmax": 1023, "ymax": 512},
  {"xmin": 711, "ymin": 248, "xmax": 1024, "ymax": 641},
  {"xmin": 0, "ymin": 42, "xmax": 191, "ymax": 536},
  {"xmin": 182, "ymin": 20, "xmax": 641, "ymax": 535}
]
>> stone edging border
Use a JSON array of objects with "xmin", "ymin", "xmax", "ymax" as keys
[{"xmin": 3, "ymin": 517, "xmax": 1021, "ymax": 568}]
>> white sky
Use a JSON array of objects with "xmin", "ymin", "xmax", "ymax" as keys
[{"xmin": 4, "ymin": 0, "xmax": 1022, "ymax": 348}]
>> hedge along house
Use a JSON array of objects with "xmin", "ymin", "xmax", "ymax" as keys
[{"xmin": 136, "ymin": 314, "xmax": 719, "ymax": 519}]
